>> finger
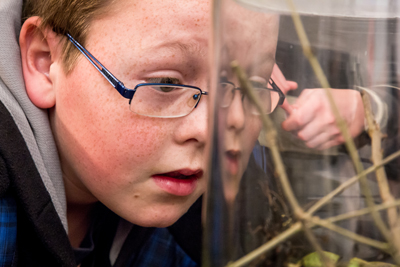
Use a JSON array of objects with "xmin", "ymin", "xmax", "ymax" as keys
[
  {"xmin": 305, "ymin": 132, "xmax": 332, "ymax": 148},
  {"xmin": 286, "ymin": 81, "xmax": 298, "ymax": 91},
  {"xmin": 293, "ymin": 89, "xmax": 320, "ymax": 107},
  {"xmin": 281, "ymin": 104, "xmax": 317, "ymax": 132},
  {"xmin": 280, "ymin": 99, "xmax": 293, "ymax": 116},
  {"xmin": 305, "ymin": 131, "xmax": 341, "ymax": 149},
  {"xmin": 297, "ymin": 117, "xmax": 340, "ymax": 142},
  {"xmin": 316, "ymin": 138, "xmax": 343, "ymax": 150},
  {"xmin": 271, "ymin": 64, "xmax": 298, "ymax": 94}
]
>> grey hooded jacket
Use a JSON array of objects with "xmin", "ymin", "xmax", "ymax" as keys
[{"xmin": 0, "ymin": 0, "xmax": 75, "ymax": 265}]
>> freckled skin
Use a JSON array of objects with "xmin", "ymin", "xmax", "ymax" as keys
[{"xmin": 49, "ymin": 0, "xmax": 210, "ymax": 228}]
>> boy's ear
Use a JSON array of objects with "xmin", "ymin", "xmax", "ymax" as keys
[{"xmin": 20, "ymin": 17, "xmax": 60, "ymax": 109}]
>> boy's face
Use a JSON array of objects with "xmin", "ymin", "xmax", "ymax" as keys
[
  {"xmin": 42, "ymin": 0, "xmax": 209, "ymax": 227},
  {"xmin": 217, "ymin": 6, "xmax": 279, "ymax": 201}
]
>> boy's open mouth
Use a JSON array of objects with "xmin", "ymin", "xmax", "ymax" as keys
[
  {"xmin": 158, "ymin": 169, "xmax": 203, "ymax": 180},
  {"xmin": 152, "ymin": 169, "xmax": 203, "ymax": 196},
  {"xmin": 226, "ymin": 150, "xmax": 241, "ymax": 160},
  {"xmin": 225, "ymin": 150, "xmax": 241, "ymax": 176}
]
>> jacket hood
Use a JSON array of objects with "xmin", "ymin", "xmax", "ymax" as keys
[{"xmin": 0, "ymin": 0, "xmax": 67, "ymax": 231}]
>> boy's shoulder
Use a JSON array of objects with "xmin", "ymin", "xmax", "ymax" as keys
[
  {"xmin": 86, "ymin": 197, "xmax": 202, "ymax": 267},
  {"xmin": 0, "ymin": 99, "xmax": 75, "ymax": 266}
]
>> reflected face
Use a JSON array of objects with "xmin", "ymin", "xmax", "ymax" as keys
[
  {"xmin": 50, "ymin": 0, "xmax": 210, "ymax": 227},
  {"xmin": 217, "ymin": 5, "xmax": 279, "ymax": 200}
]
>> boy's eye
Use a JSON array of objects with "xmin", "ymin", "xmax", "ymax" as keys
[
  {"xmin": 219, "ymin": 76, "xmax": 229, "ymax": 83},
  {"xmin": 147, "ymin": 77, "xmax": 182, "ymax": 93},
  {"xmin": 249, "ymin": 81, "xmax": 266, "ymax": 90},
  {"xmin": 154, "ymin": 85, "xmax": 178, "ymax": 93},
  {"xmin": 147, "ymin": 77, "xmax": 182, "ymax": 84},
  {"xmin": 249, "ymin": 76, "xmax": 268, "ymax": 89}
]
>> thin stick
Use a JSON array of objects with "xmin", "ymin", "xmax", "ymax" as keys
[
  {"xmin": 227, "ymin": 208, "xmax": 394, "ymax": 267},
  {"xmin": 231, "ymin": 61, "xmax": 302, "ymax": 216},
  {"xmin": 232, "ymin": 61, "xmax": 329, "ymax": 266},
  {"xmin": 302, "ymin": 221, "xmax": 335, "ymax": 267},
  {"xmin": 285, "ymin": 0, "xmax": 396, "ymax": 260},
  {"xmin": 307, "ymin": 150, "xmax": 400, "ymax": 215},
  {"xmin": 328, "ymin": 199, "xmax": 400, "ymax": 224},
  {"xmin": 226, "ymin": 222, "xmax": 303, "ymax": 267},
  {"xmin": 361, "ymin": 90, "xmax": 400, "ymax": 262},
  {"xmin": 361, "ymin": 91, "xmax": 393, "ymax": 212},
  {"xmin": 225, "ymin": 136, "xmax": 400, "ymax": 267},
  {"xmin": 310, "ymin": 216, "xmax": 390, "ymax": 252}
]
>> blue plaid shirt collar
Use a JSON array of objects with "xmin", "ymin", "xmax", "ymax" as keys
[{"xmin": 0, "ymin": 194, "xmax": 17, "ymax": 266}]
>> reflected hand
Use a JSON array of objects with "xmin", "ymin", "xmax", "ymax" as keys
[{"xmin": 281, "ymin": 88, "xmax": 365, "ymax": 150}]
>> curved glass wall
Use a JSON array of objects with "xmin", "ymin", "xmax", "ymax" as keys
[{"xmin": 205, "ymin": 0, "xmax": 400, "ymax": 266}]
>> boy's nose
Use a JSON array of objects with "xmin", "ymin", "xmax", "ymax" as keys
[
  {"xmin": 174, "ymin": 93, "xmax": 208, "ymax": 146},
  {"xmin": 226, "ymin": 92, "xmax": 245, "ymax": 132}
]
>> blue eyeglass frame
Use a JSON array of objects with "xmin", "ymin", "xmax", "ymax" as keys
[{"xmin": 66, "ymin": 33, "xmax": 208, "ymax": 109}]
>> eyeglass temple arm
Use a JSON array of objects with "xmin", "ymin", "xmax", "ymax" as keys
[
  {"xmin": 66, "ymin": 34, "xmax": 132, "ymax": 98},
  {"xmin": 269, "ymin": 79, "xmax": 285, "ymax": 105}
]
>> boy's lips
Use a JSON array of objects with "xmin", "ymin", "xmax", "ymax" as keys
[
  {"xmin": 152, "ymin": 169, "xmax": 203, "ymax": 196},
  {"xmin": 225, "ymin": 150, "xmax": 241, "ymax": 176}
]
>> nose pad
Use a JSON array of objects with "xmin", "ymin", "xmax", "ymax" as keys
[
  {"xmin": 193, "ymin": 94, "xmax": 200, "ymax": 108},
  {"xmin": 176, "ymin": 92, "xmax": 208, "ymax": 145},
  {"xmin": 186, "ymin": 93, "xmax": 200, "ymax": 110}
]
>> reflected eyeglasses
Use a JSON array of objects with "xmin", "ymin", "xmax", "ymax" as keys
[{"xmin": 219, "ymin": 78, "xmax": 285, "ymax": 114}]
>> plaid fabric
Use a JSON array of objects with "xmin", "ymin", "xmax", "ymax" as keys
[
  {"xmin": 0, "ymin": 195, "xmax": 17, "ymax": 267},
  {"xmin": 127, "ymin": 227, "xmax": 198, "ymax": 267}
]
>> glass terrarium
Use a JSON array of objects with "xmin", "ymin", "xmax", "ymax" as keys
[{"xmin": 204, "ymin": 0, "xmax": 400, "ymax": 266}]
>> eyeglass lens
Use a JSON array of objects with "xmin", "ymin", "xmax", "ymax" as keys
[
  {"xmin": 129, "ymin": 84, "xmax": 202, "ymax": 118},
  {"xmin": 218, "ymin": 82, "xmax": 280, "ymax": 114}
]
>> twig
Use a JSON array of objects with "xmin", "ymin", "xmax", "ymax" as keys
[
  {"xmin": 226, "ymin": 222, "xmax": 303, "ymax": 267},
  {"xmin": 231, "ymin": 61, "xmax": 302, "ymax": 216},
  {"xmin": 284, "ymin": 0, "xmax": 398, "ymax": 262},
  {"xmin": 225, "ymin": 3, "xmax": 400, "ymax": 265},
  {"xmin": 361, "ymin": 90, "xmax": 400, "ymax": 262},
  {"xmin": 301, "ymin": 220, "xmax": 335, "ymax": 267},
  {"xmin": 307, "ymin": 150, "xmax": 400, "ymax": 215},
  {"xmin": 310, "ymin": 216, "xmax": 390, "ymax": 252},
  {"xmin": 361, "ymin": 91, "xmax": 392, "ymax": 207},
  {"xmin": 227, "ymin": 207, "xmax": 395, "ymax": 267},
  {"xmin": 232, "ymin": 61, "xmax": 330, "ymax": 267},
  {"xmin": 224, "ymin": 140, "xmax": 400, "ymax": 267},
  {"xmin": 328, "ymin": 199, "xmax": 400, "ymax": 224}
]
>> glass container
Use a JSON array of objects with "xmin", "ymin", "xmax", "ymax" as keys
[{"xmin": 204, "ymin": 0, "xmax": 400, "ymax": 266}]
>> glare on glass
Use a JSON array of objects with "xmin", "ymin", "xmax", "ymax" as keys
[{"xmin": 66, "ymin": 34, "xmax": 208, "ymax": 118}]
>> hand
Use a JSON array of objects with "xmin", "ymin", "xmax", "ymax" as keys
[
  {"xmin": 281, "ymin": 88, "xmax": 365, "ymax": 150},
  {"xmin": 269, "ymin": 64, "xmax": 298, "ymax": 97}
]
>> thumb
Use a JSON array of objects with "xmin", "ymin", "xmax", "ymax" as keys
[
  {"xmin": 280, "ymin": 99, "xmax": 293, "ymax": 116},
  {"xmin": 286, "ymin": 81, "xmax": 298, "ymax": 92},
  {"xmin": 270, "ymin": 64, "xmax": 298, "ymax": 94}
]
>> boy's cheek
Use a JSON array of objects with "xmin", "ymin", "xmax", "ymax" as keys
[
  {"xmin": 53, "ymin": 82, "xmax": 170, "ymax": 160},
  {"xmin": 55, "ymin": 116, "xmax": 167, "ymax": 166}
]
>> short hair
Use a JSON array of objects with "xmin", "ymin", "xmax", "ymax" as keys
[{"xmin": 22, "ymin": 0, "xmax": 113, "ymax": 73}]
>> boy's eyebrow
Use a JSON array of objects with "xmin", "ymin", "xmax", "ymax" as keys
[
  {"xmin": 223, "ymin": 52, "xmax": 275, "ymax": 76},
  {"xmin": 258, "ymin": 54, "xmax": 275, "ymax": 66},
  {"xmin": 144, "ymin": 40, "xmax": 208, "ymax": 58}
]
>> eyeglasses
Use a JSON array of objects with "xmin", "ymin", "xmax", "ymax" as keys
[
  {"xmin": 219, "ymin": 79, "xmax": 285, "ymax": 114},
  {"xmin": 66, "ymin": 34, "xmax": 208, "ymax": 118}
]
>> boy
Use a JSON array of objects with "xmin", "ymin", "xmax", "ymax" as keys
[{"xmin": 1, "ymin": 0, "xmax": 210, "ymax": 265}]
